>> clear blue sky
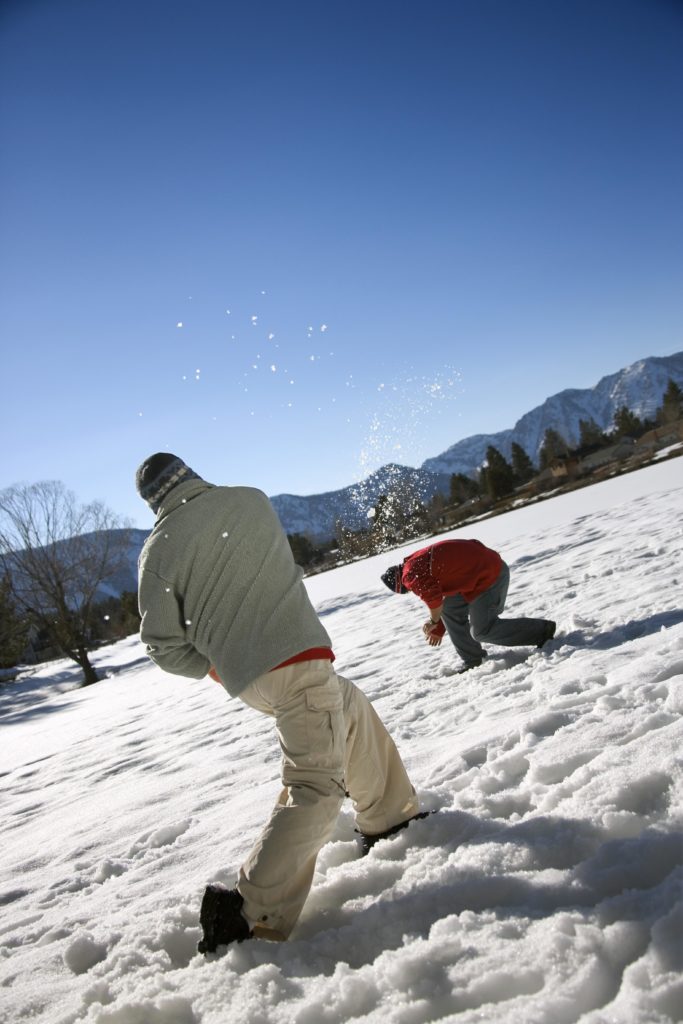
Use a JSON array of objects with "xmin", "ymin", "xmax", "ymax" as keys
[{"xmin": 1, "ymin": 0, "xmax": 681, "ymax": 528}]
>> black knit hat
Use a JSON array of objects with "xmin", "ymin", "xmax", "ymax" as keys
[
  {"xmin": 381, "ymin": 564, "xmax": 407, "ymax": 594},
  {"xmin": 135, "ymin": 453, "xmax": 200, "ymax": 512}
]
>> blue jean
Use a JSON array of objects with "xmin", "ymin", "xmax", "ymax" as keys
[{"xmin": 440, "ymin": 563, "xmax": 550, "ymax": 666}]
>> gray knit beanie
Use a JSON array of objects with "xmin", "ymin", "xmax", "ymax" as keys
[{"xmin": 135, "ymin": 453, "xmax": 200, "ymax": 512}]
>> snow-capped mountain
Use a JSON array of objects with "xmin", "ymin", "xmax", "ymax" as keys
[{"xmin": 422, "ymin": 352, "xmax": 683, "ymax": 478}]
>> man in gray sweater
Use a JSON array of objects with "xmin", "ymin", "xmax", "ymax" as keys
[{"xmin": 136, "ymin": 453, "xmax": 420, "ymax": 954}]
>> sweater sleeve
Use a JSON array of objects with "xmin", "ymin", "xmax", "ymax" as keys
[{"xmin": 138, "ymin": 568, "xmax": 210, "ymax": 680}]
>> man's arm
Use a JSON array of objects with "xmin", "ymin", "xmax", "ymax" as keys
[
  {"xmin": 138, "ymin": 571, "xmax": 210, "ymax": 679},
  {"xmin": 426, "ymin": 603, "xmax": 443, "ymax": 623},
  {"xmin": 404, "ymin": 555, "xmax": 444, "ymax": 639}
]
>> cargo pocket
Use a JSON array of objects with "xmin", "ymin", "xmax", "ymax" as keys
[
  {"xmin": 304, "ymin": 684, "xmax": 344, "ymax": 760},
  {"xmin": 275, "ymin": 678, "xmax": 346, "ymax": 783}
]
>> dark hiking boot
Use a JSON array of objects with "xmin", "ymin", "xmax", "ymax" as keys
[
  {"xmin": 197, "ymin": 884, "xmax": 253, "ymax": 954},
  {"xmin": 456, "ymin": 659, "xmax": 483, "ymax": 674},
  {"xmin": 537, "ymin": 620, "xmax": 556, "ymax": 649},
  {"xmin": 357, "ymin": 811, "xmax": 431, "ymax": 856}
]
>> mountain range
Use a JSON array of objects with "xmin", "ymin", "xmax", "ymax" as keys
[
  {"xmin": 59, "ymin": 350, "xmax": 683, "ymax": 598},
  {"xmin": 271, "ymin": 351, "xmax": 683, "ymax": 539}
]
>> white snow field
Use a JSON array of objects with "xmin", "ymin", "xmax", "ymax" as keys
[{"xmin": 1, "ymin": 459, "xmax": 682, "ymax": 1024}]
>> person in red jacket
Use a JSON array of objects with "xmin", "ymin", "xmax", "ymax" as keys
[{"xmin": 381, "ymin": 539, "xmax": 555, "ymax": 672}]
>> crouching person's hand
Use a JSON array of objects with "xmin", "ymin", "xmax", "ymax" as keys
[{"xmin": 423, "ymin": 620, "xmax": 446, "ymax": 646}]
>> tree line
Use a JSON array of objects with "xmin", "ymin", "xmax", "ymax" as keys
[{"xmin": 479, "ymin": 377, "xmax": 682, "ymax": 502}]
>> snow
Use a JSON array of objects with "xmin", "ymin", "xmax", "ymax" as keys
[{"xmin": 1, "ymin": 459, "xmax": 682, "ymax": 1024}]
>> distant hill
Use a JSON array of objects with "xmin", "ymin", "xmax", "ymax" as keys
[{"xmin": 94, "ymin": 528, "xmax": 151, "ymax": 599}]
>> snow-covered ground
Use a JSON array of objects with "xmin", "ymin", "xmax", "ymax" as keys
[{"xmin": 1, "ymin": 459, "xmax": 682, "ymax": 1024}]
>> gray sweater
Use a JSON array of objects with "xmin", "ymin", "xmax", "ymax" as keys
[{"xmin": 137, "ymin": 478, "xmax": 331, "ymax": 696}]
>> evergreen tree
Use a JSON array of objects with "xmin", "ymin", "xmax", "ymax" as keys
[
  {"xmin": 539, "ymin": 428, "xmax": 569, "ymax": 469},
  {"xmin": 578, "ymin": 418, "xmax": 609, "ymax": 449},
  {"xmin": 335, "ymin": 520, "xmax": 368, "ymax": 560},
  {"xmin": 428, "ymin": 491, "xmax": 447, "ymax": 523},
  {"xmin": 0, "ymin": 573, "xmax": 30, "ymax": 669},
  {"xmin": 287, "ymin": 533, "xmax": 318, "ymax": 570},
  {"xmin": 612, "ymin": 405, "xmax": 644, "ymax": 439},
  {"xmin": 449, "ymin": 472, "xmax": 480, "ymax": 504},
  {"xmin": 510, "ymin": 442, "xmax": 535, "ymax": 484},
  {"xmin": 657, "ymin": 379, "xmax": 683, "ymax": 425},
  {"xmin": 484, "ymin": 446, "xmax": 515, "ymax": 500},
  {"xmin": 90, "ymin": 591, "xmax": 143, "ymax": 644},
  {"xmin": 371, "ymin": 492, "xmax": 406, "ymax": 549},
  {"xmin": 120, "ymin": 590, "xmax": 142, "ymax": 626}
]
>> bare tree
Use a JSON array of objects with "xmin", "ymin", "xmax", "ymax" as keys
[{"xmin": 0, "ymin": 481, "xmax": 132, "ymax": 685}]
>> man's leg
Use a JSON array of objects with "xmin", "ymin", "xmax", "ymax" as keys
[
  {"xmin": 469, "ymin": 563, "xmax": 552, "ymax": 648},
  {"xmin": 441, "ymin": 593, "xmax": 485, "ymax": 665},
  {"xmin": 236, "ymin": 660, "xmax": 346, "ymax": 940},
  {"xmin": 336, "ymin": 672, "xmax": 419, "ymax": 836}
]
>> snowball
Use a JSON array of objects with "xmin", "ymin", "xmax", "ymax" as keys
[
  {"xmin": 93, "ymin": 859, "xmax": 126, "ymax": 883},
  {"xmin": 64, "ymin": 933, "xmax": 108, "ymax": 974}
]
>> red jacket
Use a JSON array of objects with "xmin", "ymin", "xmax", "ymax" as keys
[{"xmin": 402, "ymin": 539, "xmax": 503, "ymax": 608}]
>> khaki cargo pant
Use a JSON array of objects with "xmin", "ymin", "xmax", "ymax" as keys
[{"xmin": 236, "ymin": 659, "xmax": 418, "ymax": 939}]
